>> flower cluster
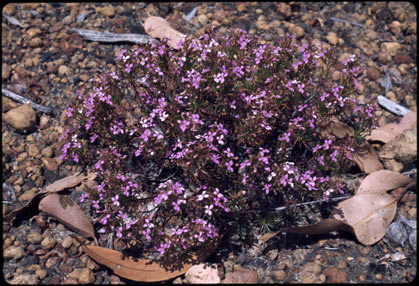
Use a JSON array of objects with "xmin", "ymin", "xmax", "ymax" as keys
[{"xmin": 59, "ymin": 28, "xmax": 376, "ymax": 259}]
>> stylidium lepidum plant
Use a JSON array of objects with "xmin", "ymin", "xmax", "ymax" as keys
[{"xmin": 59, "ymin": 27, "xmax": 377, "ymax": 259}]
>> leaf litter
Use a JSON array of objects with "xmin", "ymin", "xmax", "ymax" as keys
[{"xmin": 261, "ymin": 170, "xmax": 414, "ymax": 246}]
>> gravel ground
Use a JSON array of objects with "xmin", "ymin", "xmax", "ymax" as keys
[{"xmin": 2, "ymin": 2, "xmax": 417, "ymax": 284}]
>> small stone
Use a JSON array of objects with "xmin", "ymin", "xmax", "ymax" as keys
[
  {"xmin": 58, "ymin": 65, "xmax": 70, "ymax": 76},
  {"xmin": 4, "ymin": 246, "xmax": 25, "ymax": 260},
  {"xmin": 97, "ymin": 6, "xmax": 115, "ymax": 17},
  {"xmin": 45, "ymin": 256, "xmax": 61, "ymax": 269},
  {"xmin": 26, "ymin": 28, "xmax": 42, "ymax": 39},
  {"xmin": 367, "ymin": 67, "xmax": 380, "ymax": 80},
  {"xmin": 64, "ymin": 277, "xmax": 79, "ymax": 284},
  {"xmin": 41, "ymin": 236, "xmax": 56, "ymax": 250},
  {"xmin": 325, "ymin": 267, "xmax": 348, "ymax": 283},
  {"xmin": 381, "ymin": 42, "xmax": 402, "ymax": 57},
  {"xmin": 27, "ymin": 231, "xmax": 43, "ymax": 244},
  {"xmin": 273, "ymin": 270, "xmax": 286, "ymax": 281},
  {"xmin": 10, "ymin": 274, "xmax": 39, "ymax": 284},
  {"xmin": 277, "ymin": 2, "xmax": 291, "ymax": 17},
  {"xmin": 197, "ymin": 14, "xmax": 208, "ymax": 25},
  {"xmin": 39, "ymin": 115, "xmax": 49, "ymax": 129},
  {"xmin": 4, "ymin": 103, "xmax": 37, "ymax": 132},
  {"xmin": 18, "ymin": 190, "xmax": 36, "ymax": 202},
  {"xmin": 289, "ymin": 24, "xmax": 304, "ymax": 38},
  {"xmin": 42, "ymin": 157, "xmax": 58, "ymax": 171},
  {"xmin": 2, "ymin": 63, "xmax": 11, "ymax": 79},
  {"xmin": 3, "ymin": 3, "xmax": 17, "ymax": 15},
  {"xmin": 385, "ymin": 91, "xmax": 397, "ymax": 102},
  {"xmin": 394, "ymin": 54, "xmax": 413, "ymax": 64},
  {"xmin": 29, "ymin": 37, "xmax": 42, "ymax": 48},
  {"xmin": 78, "ymin": 268, "xmax": 95, "ymax": 284},
  {"xmin": 35, "ymin": 269, "xmax": 48, "ymax": 280},
  {"xmin": 62, "ymin": 236, "xmax": 73, "ymax": 249},
  {"xmin": 41, "ymin": 146, "xmax": 54, "ymax": 158},
  {"xmin": 185, "ymin": 263, "xmax": 220, "ymax": 284},
  {"xmin": 326, "ymin": 32, "xmax": 339, "ymax": 45},
  {"xmin": 27, "ymin": 144, "xmax": 41, "ymax": 157},
  {"xmin": 300, "ymin": 262, "xmax": 322, "ymax": 283}
]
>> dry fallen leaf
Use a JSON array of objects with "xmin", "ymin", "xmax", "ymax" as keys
[
  {"xmin": 82, "ymin": 245, "xmax": 198, "ymax": 282},
  {"xmin": 3, "ymin": 173, "xmax": 96, "ymax": 224},
  {"xmin": 327, "ymin": 120, "xmax": 355, "ymax": 139},
  {"xmin": 221, "ymin": 269, "xmax": 259, "ymax": 284},
  {"xmin": 367, "ymin": 111, "xmax": 417, "ymax": 143},
  {"xmin": 144, "ymin": 16, "xmax": 186, "ymax": 49},
  {"xmin": 352, "ymin": 141, "xmax": 383, "ymax": 174},
  {"xmin": 44, "ymin": 172, "xmax": 96, "ymax": 193},
  {"xmin": 38, "ymin": 193, "xmax": 95, "ymax": 240},
  {"xmin": 332, "ymin": 192, "xmax": 398, "ymax": 245},
  {"xmin": 260, "ymin": 170, "xmax": 413, "ymax": 245},
  {"xmin": 357, "ymin": 169, "xmax": 414, "ymax": 194},
  {"xmin": 82, "ymin": 235, "xmax": 222, "ymax": 282}
]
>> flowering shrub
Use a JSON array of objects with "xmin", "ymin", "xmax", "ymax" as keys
[{"xmin": 59, "ymin": 28, "xmax": 377, "ymax": 259}]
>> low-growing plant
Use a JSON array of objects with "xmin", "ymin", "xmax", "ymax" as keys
[{"xmin": 59, "ymin": 27, "xmax": 377, "ymax": 259}]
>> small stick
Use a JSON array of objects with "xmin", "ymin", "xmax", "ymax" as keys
[
  {"xmin": 377, "ymin": 95, "xmax": 412, "ymax": 116},
  {"xmin": 274, "ymin": 196, "xmax": 351, "ymax": 213},
  {"xmin": 329, "ymin": 17, "xmax": 365, "ymax": 29},
  {"xmin": 2, "ymin": 88, "xmax": 53, "ymax": 114},
  {"xmin": 70, "ymin": 28, "xmax": 158, "ymax": 45}
]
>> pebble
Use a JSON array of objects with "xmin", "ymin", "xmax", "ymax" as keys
[
  {"xmin": 78, "ymin": 268, "xmax": 95, "ymax": 284},
  {"xmin": 39, "ymin": 115, "xmax": 49, "ymax": 130},
  {"xmin": 197, "ymin": 14, "xmax": 208, "ymax": 25},
  {"xmin": 29, "ymin": 37, "xmax": 42, "ymax": 48},
  {"xmin": 26, "ymin": 28, "xmax": 42, "ymax": 39},
  {"xmin": 96, "ymin": 6, "xmax": 115, "ymax": 17},
  {"xmin": 42, "ymin": 157, "xmax": 58, "ymax": 171},
  {"xmin": 300, "ymin": 262, "xmax": 322, "ymax": 283},
  {"xmin": 4, "ymin": 246, "xmax": 25, "ymax": 260},
  {"xmin": 62, "ymin": 236, "xmax": 73, "ymax": 249},
  {"xmin": 3, "ymin": 3, "xmax": 17, "ymax": 15},
  {"xmin": 18, "ymin": 190, "xmax": 37, "ymax": 202},
  {"xmin": 27, "ymin": 231, "xmax": 43, "ymax": 244},
  {"xmin": 366, "ymin": 67, "xmax": 381, "ymax": 80},
  {"xmin": 35, "ymin": 269, "xmax": 48, "ymax": 280},
  {"xmin": 289, "ymin": 24, "xmax": 305, "ymax": 38},
  {"xmin": 277, "ymin": 2, "xmax": 291, "ymax": 17},
  {"xmin": 41, "ymin": 236, "xmax": 56, "ymax": 250},
  {"xmin": 273, "ymin": 270, "xmax": 286, "ymax": 281},
  {"xmin": 381, "ymin": 42, "xmax": 402, "ymax": 57},
  {"xmin": 10, "ymin": 273, "xmax": 39, "ymax": 284},
  {"xmin": 3, "ymin": 103, "xmax": 37, "ymax": 132},
  {"xmin": 27, "ymin": 144, "xmax": 41, "ymax": 157},
  {"xmin": 41, "ymin": 146, "xmax": 54, "ymax": 158},
  {"xmin": 325, "ymin": 267, "xmax": 348, "ymax": 283},
  {"xmin": 326, "ymin": 32, "xmax": 339, "ymax": 45},
  {"xmin": 58, "ymin": 65, "xmax": 71, "ymax": 76},
  {"xmin": 2, "ymin": 63, "xmax": 12, "ymax": 79}
]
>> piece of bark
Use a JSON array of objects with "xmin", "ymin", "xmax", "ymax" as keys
[
  {"xmin": 69, "ymin": 28, "xmax": 157, "ymax": 45},
  {"xmin": 2, "ymin": 88, "xmax": 53, "ymax": 114}
]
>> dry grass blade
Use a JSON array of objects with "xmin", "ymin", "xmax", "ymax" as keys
[
  {"xmin": 38, "ymin": 193, "xmax": 95, "ymax": 239},
  {"xmin": 357, "ymin": 169, "xmax": 414, "ymax": 194}
]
